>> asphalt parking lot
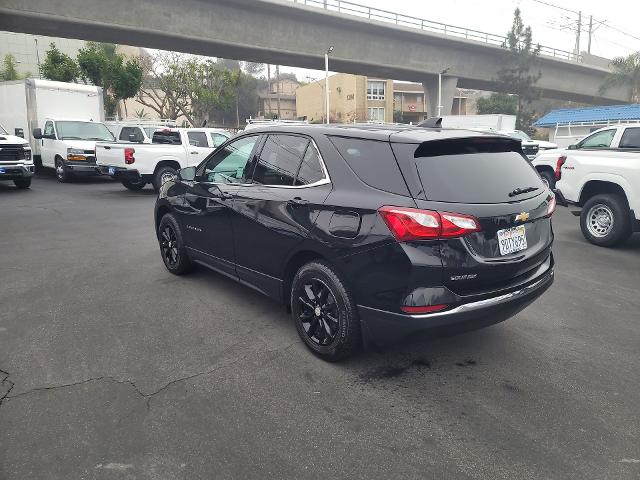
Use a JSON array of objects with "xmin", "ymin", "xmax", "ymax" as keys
[{"xmin": 1, "ymin": 173, "xmax": 639, "ymax": 479}]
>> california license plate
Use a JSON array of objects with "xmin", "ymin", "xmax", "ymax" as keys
[
  {"xmin": 108, "ymin": 167, "xmax": 116, "ymax": 176},
  {"xmin": 497, "ymin": 225, "xmax": 528, "ymax": 256}
]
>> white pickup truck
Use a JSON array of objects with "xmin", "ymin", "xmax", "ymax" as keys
[
  {"xmin": 96, "ymin": 128, "xmax": 230, "ymax": 191},
  {"xmin": 533, "ymin": 124, "xmax": 640, "ymax": 246},
  {"xmin": 0, "ymin": 123, "xmax": 34, "ymax": 189}
]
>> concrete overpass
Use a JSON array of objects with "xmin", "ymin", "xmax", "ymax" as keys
[{"xmin": 0, "ymin": 0, "xmax": 629, "ymax": 114}]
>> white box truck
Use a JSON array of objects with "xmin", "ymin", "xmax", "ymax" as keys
[
  {"xmin": 0, "ymin": 79, "xmax": 110, "ymax": 180},
  {"xmin": 440, "ymin": 114, "xmax": 517, "ymax": 131}
]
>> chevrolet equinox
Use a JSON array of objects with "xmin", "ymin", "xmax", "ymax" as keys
[{"xmin": 154, "ymin": 123, "xmax": 555, "ymax": 361}]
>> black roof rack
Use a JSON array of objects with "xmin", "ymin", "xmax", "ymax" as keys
[{"xmin": 417, "ymin": 117, "xmax": 443, "ymax": 128}]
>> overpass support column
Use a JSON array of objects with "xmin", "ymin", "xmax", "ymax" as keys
[{"xmin": 422, "ymin": 75, "xmax": 458, "ymax": 117}]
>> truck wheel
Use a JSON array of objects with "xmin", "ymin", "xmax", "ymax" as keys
[
  {"xmin": 158, "ymin": 213, "xmax": 193, "ymax": 275},
  {"xmin": 153, "ymin": 166, "xmax": 177, "ymax": 192},
  {"xmin": 580, "ymin": 194, "xmax": 632, "ymax": 247},
  {"xmin": 291, "ymin": 261, "xmax": 361, "ymax": 361},
  {"xmin": 14, "ymin": 178, "xmax": 32, "ymax": 189},
  {"xmin": 539, "ymin": 170, "xmax": 555, "ymax": 190},
  {"xmin": 122, "ymin": 179, "xmax": 146, "ymax": 191},
  {"xmin": 55, "ymin": 158, "xmax": 71, "ymax": 183}
]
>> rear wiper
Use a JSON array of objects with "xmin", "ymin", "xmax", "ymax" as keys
[{"xmin": 508, "ymin": 186, "xmax": 539, "ymax": 197}]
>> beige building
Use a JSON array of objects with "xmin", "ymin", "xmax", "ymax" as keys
[
  {"xmin": 296, "ymin": 74, "xmax": 394, "ymax": 124},
  {"xmin": 259, "ymin": 77, "xmax": 299, "ymax": 120}
]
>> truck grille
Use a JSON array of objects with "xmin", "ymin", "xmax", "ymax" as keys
[
  {"xmin": 522, "ymin": 145, "xmax": 539, "ymax": 156},
  {"xmin": 0, "ymin": 145, "xmax": 27, "ymax": 161}
]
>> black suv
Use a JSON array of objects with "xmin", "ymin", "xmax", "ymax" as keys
[{"xmin": 155, "ymin": 124, "xmax": 555, "ymax": 360}]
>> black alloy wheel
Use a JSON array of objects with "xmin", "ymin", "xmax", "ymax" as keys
[
  {"xmin": 291, "ymin": 261, "xmax": 360, "ymax": 361},
  {"xmin": 160, "ymin": 225, "xmax": 179, "ymax": 268},
  {"xmin": 297, "ymin": 278, "xmax": 340, "ymax": 346},
  {"xmin": 158, "ymin": 213, "xmax": 193, "ymax": 275}
]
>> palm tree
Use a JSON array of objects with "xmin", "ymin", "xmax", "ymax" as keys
[{"xmin": 601, "ymin": 52, "xmax": 640, "ymax": 103}]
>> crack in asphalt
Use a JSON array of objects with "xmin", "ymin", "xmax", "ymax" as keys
[
  {"xmin": 1, "ymin": 351, "xmax": 255, "ymax": 411},
  {"xmin": 1, "ymin": 369, "xmax": 15, "ymax": 407}
]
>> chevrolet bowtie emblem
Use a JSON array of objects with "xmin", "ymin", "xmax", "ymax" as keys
[{"xmin": 515, "ymin": 212, "xmax": 530, "ymax": 222}]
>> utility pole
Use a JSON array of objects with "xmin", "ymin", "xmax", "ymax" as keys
[
  {"xmin": 575, "ymin": 11, "xmax": 582, "ymax": 58},
  {"xmin": 587, "ymin": 15, "xmax": 593, "ymax": 54},
  {"xmin": 276, "ymin": 65, "xmax": 281, "ymax": 119},
  {"xmin": 266, "ymin": 65, "xmax": 272, "ymax": 118}
]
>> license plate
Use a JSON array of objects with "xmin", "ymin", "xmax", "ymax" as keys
[
  {"xmin": 108, "ymin": 167, "xmax": 116, "ymax": 176},
  {"xmin": 0, "ymin": 168, "xmax": 5, "ymax": 174},
  {"xmin": 497, "ymin": 225, "xmax": 528, "ymax": 256}
]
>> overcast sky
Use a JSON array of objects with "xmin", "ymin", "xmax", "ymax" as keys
[{"xmin": 280, "ymin": 0, "xmax": 640, "ymax": 80}]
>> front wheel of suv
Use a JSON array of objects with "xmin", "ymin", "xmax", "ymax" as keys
[
  {"xmin": 158, "ymin": 213, "xmax": 193, "ymax": 275},
  {"xmin": 580, "ymin": 194, "xmax": 632, "ymax": 247},
  {"xmin": 291, "ymin": 261, "xmax": 360, "ymax": 361}
]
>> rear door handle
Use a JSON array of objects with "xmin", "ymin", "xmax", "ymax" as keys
[
  {"xmin": 190, "ymin": 151, "xmax": 199, "ymax": 155},
  {"xmin": 103, "ymin": 146, "xmax": 111, "ymax": 150},
  {"xmin": 288, "ymin": 197, "xmax": 309, "ymax": 206}
]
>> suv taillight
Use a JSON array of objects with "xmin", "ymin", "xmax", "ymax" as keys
[
  {"xmin": 555, "ymin": 155, "xmax": 566, "ymax": 180},
  {"xmin": 378, "ymin": 206, "xmax": 481, "ymax": 241},
  {"xmin": 124, "ymin": 147, "xmax": 135, "ymax": 165}
]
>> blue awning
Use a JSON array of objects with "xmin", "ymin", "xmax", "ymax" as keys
[{"xmin": 534, "ymin": 104, "xmax": 640, "ymax": 127}]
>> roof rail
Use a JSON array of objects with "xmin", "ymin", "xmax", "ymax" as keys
[{"xmin": 417, "ymin": 117, "xmax": 443, "ymax": 128}]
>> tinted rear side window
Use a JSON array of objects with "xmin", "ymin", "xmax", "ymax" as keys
[
  {"xmin": 392, "ymin": 139, "xmax": 545, "ymax": 204},
  {"xmin": 153, "ymin": 131, "xmax": 181, "ymax": 144},
  {"xmin": 619, "ymin": 128, "xmax": 640, "ymax": 149},
  {"xmin": 329, "ymin": 137, "xmax": 410, "ymax": 196},
  {"xmin": 252, "ymin": 134, "xmax": 310, "ymax": 186}
]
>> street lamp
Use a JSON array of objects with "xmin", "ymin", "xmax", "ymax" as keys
[
  {"xmin": 438, "ymin": 67, "xmax": 451, "ymax": 117},
  {"xmin": 325, "ymin": 46, "xmax": 334, "ymax": 125}
]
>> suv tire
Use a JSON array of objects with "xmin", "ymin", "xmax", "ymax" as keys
[
  {"xmin": 153, "ymin": 166, "xmax": 178, "ymax": 192},
  {"xmin": 14, "ymin": 178, "xmax": 31, "ymax": 189},
  {"xmin": 291, "ymin": 261, "xmax": 360, "ymax": 361},
  {"xmin": 539, "ymin": 170, "xmax": 555, "ymax": 190},
  {"xmin": 55, "ymin": 158, "xmax": 71, "ymax": 183},
  {"xmin": 580, "ymin": 194, "xmax": 632, "ymax": 247},
  {"xmin": 122, "ymin": 179, "xmax": 146, "ymax": 191},
  {"xmin": 158, "ymin": 213, "xmax": 193, "ymax": 275}
]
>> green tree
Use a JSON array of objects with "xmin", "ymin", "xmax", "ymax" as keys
[
  {"xmin": 77, "ymin": 42, "xmax": 143, "ymax": 118},
  {"xmin": 40, "ymin": 43, "xmax": 79, "ymax": 82},
  {"xmin": 0, "ymin": 54, "xmax": 21, "ymax": 81},
  {"xmin": 600, "ymin": 52, "xmax": 640, "ymax": 103},
  {"xmin": 495, "ymin": 9, "xmax": 541, "ymax": 133},
  {"xmin": 137, "ymin": 52, "xmax": 239, "ymax": 126},
  {"xmin": 476, "ymin": 93, "xmax": 518, "ymax": 115}
]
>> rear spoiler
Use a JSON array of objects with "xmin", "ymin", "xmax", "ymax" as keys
[{"xmin": 417, "ymin": 117, "xmax": 443, "ymax": 128}]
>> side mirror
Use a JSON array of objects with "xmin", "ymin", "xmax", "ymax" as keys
[
  {"xmin": 14, "ymin": 128, "xmax": 24, "ymax": 138},
  {"xmin": 567, "ymin": 144, "xmax": 577, "ymax": 150},
  {"xmin": 178, "ymin": 166, "xmax": 196, "ymax": 182},
  {"xmin": 32, "ymin": 128, "xmax": 43, "ymax": 140}
]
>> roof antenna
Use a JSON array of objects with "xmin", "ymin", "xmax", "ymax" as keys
[{"xmin": 418, "ymin": 117, "xmax": 443, "ymax": 128}]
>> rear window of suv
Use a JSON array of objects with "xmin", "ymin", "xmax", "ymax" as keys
[{"xmin": 392, "ymin": 138, "xmax": 544, "ymax": 204}]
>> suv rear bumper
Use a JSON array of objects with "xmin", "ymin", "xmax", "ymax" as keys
[
  {"xmin": 0, "ymin": 164, "xmax": 34, "ymax": 179},
  {"xmin": 358, "ymin": 265, "xmax": 554, "ymax": 346}
]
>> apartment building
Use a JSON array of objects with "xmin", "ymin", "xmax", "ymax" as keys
[
  {"xmin": 258, "ymin": 77, "xmax": 300, "ymax": 120},
  {"xmin": 296, "ymin": 73, "xmax": 394, "ymax": 123}
]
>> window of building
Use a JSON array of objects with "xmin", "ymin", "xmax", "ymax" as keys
[
  {"xmin": 368, "ymin": 107, "xmax": 385, "ymax": 122},
  {"xmin": 367, "ymin": 81, "xmax": 386, "ymax": 100}
]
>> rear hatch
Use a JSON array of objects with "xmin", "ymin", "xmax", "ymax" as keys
[{"xmin": 392, "ymin": 136, "xmax": 554, "ymax": 297}]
